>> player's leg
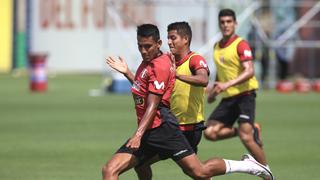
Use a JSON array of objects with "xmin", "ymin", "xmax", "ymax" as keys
[
  {"xmin": 134, "ymin": 123, "xmax": 205, "ymax": 180},
  {"xmin": 133, "ymin": 123, "xmax": 205, "ymax": 180},
  {"xmin": 133, "ymin": 122, "xmax": 205, "ymax": 180},
  {"xmin": 237, "ymin": 92, "xmax": 268, "ymax": 165},
  {"xmin": 175, "ymin": 153, "xmax": 274, "ymax": 179},
  {"xmin": 176, "ymin": 153, "xmax": 225, "ymax": 179},
  {"xmin": 204, "ymin": 99, "xmax": 238, "ymax": 141},
  {"xmin": 134, "ymin": 155, "xmax": 160, "ymax": 180},
  {"xmin": 182, "ymin": 122, "xmax": 205, "ymax": 153},
  {"xmin": 102, "ymin": 138, "xmax": 153, "ymax": 180},
  {"xmin": 159, "ymin": 119, "xmax": 273, "ymax": 179},
  {"xmin": 102, "ymin": 153, "xmax": 138, "ymax": 180},
  {"xmin": 238, "ymin": 122, "xmax": 267, "ymax": 165},
  {"xmin": 204, "ymin": 120, "xmax": 237, "ymax": 141}
]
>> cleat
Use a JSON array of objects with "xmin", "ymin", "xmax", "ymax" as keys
[
  {"xmin": 253, "ymin": 123, "xmax": 263, "ymax": 147},
  {"xmin": 242, "ymin": 154, "xmax": 274, "ymax": 180}
]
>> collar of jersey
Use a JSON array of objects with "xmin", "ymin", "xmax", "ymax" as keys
[
  {"xmin": 175, "ymin": 51, "xmax": 194, "ymax": 67},
  {"xmin": 219, "ymin": 34, "xmax": 239, "ymax": 48}
]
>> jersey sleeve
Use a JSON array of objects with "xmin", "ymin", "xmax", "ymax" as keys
[
  {"xmin": 237, "ymin": 40, "xmax": 253, "ymax": 61},
  {"xmin": 148, "ymin": 59, "xmax": 170, "ymax": 95},
  {"xmin": 189, "ymin": 55, "xmax": 210, "ymax": 75}
]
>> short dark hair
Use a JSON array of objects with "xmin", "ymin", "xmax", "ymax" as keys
[
  {"xmin": 167, "ymin": 21, "xmax": 192, "ymax": 46},
  {"xmin": 218, "ymin": 8, "xmax": 236, "ymax": 21},
  {"xmin": 137, "ymin": 24, "xmax": 160, "ymax": 41}
]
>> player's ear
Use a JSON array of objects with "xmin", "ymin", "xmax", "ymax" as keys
[
  {"xmin": 157, "ymin": 39, "xmax": 162, "ymax": 48},
  {"xmin": 184, "ymin": 36, "xmax": 189, "ymax": 45}
]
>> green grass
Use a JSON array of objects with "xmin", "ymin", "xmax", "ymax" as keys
[{"xmin": 1, "ymin": 74, "xmax": 320, "ymax": 180}]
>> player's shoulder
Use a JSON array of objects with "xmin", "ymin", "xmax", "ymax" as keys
[
  {"xmin": 237, "ymin": 39, "xmax": 252, "ymax": 54},
  {"xmin": 190, "ymin": 52, "xmax": 205, "ymax": 60},
  {"xmin": 189, "ymin": 52, "xmax": 207, "ymax": 65},
  {"xmin": 238, "ymin": 38, "xmax": 250, "ymax": 47}
]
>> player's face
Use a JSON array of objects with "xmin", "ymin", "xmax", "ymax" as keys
[
  {"xmin": 137, "ymin": 36, "xmax": 162, "ymax": 62},
  {"xmin": 167, "ymin": 30, "xmax": 188, "ymax": 55},
  {"xmin": 219, "ymin": 16, "xmax": 237, "ymax": 37}
]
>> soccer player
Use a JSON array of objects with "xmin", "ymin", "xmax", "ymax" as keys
[
  {"xmin": 102, "ymin": 23, "xmax": 274, "ymax": 180},
  {"xmin": 205, "ymin": 8, "xmax": 271, "ymax": 169},
  {"xmin": 134, "ymin": 21, "xmax": 209, "ymax": 179}
]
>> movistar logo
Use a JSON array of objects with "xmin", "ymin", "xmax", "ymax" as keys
[{"xmin": 154, "ymin": 81, "xmax": 165, "ymax": 90}]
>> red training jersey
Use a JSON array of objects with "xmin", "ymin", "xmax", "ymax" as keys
[{"xmin": 131, "ymin": 53, "xmax": 175, "ymax": 129}]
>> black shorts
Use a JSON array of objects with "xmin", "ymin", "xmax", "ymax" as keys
[
  {"xmin": 180, "ymin": 122, "xmax": 206, "ymax": 153},
  {"xmin": 208, "ymin": 91, "xmax": 256, "ymax": 127},
  {"xmin": 116, "ymin": 106, "xmax": 194, "ymax": 165}
]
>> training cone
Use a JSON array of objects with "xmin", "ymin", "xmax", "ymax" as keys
[
  {"xmin": 276, "ymin": 81, "xmax": 294, "ymax": 93},
  {"xmin": 29, "ymin": 53, "xmax": 48, "ymax": 92},
  {"xmin": 313, "ymin": 80, "xmax": 320, "ymax": 93},
  {"xmin": 295, "ymin": 79, "xmax": 312, "ymax": 93}
]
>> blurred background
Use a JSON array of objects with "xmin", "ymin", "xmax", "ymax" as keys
[
  {"xmin": 1, "ymin": 0, "xmax": 320, "ymax": 90},
  {"xmin": 1, "ymin": 0, "xmax": 320, "ymax": 180}
]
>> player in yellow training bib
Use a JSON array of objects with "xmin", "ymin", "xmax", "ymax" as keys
[{"xmin": 205, "ymin": 9, "xmax": 273, "ymax": 175}]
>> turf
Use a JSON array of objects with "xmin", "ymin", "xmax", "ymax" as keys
[{"xmin": 0, "ymin": 74, "xmax": 319, "ymax": 180}]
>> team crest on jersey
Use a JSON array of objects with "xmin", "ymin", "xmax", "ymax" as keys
[
  {"xmin": 140, "ymin": 68, "xmax": 148, "ymax": 79},
  {"xmin": 154, "ymin": 81, "xmax": 165, "ymax": 90},
  {"xmin": 132, "ymin": 81, "xmax": 141, "ymax": 91}
]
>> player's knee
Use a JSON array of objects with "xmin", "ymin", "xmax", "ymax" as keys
[
  {"xmin": 182, "ymin": 165, "xmax": 208, "ymax": 179},
  {"xmin": 188, "ymin": 171, "xmax": 209, "ymax": 179},
  {"xmin": 102, "ymin": 162, "xmax": 119, "ymax": 177},
  {"xmin": 204, "ymin": 128, "xmax": 219, "ymax": 141},
  {"xmin": 101, "ymin": 164, "xmax": 111, "ymax": 177},
  {"xmin": 238, "ymin": 130, "xmax": 253, "ymax": 144}
]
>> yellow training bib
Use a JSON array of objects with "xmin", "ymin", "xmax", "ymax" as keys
[
  {"xmin": 213, "ymin": 37, "xmax": 259, "ymax": 98},
  {"xmin": 170, "ymin": 53, "xmax": 205, "ymax": 124}
]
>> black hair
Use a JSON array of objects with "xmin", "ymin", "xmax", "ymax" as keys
[
  {"xmin": 218, "ymin": 8, "xmax": 237, "ymax": 21},
  {"xmin": 167, "ymin": 21, "xmax": 192, "ymax": 46},
  {"xmin": 137, "ymin": 24, "xmax": 160, "ymax": 41}
]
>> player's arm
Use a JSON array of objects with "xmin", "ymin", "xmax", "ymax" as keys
[
  {"xmin": 175, "ymin": 55, "xmax": 209, "ymax": 87},
  {"xmin": 176, "ymin": 68, "xmax": 208, "ymax": 87},
  {"xmin": 126, "ymin": 93, "xmax": 161, "ymax": 150},
  {"xmin": 106, "ymin": 56, "xmax": 135, "ymax": 84},
  {"xmin": 207, "ymin": 74, "xmax": 219, "ymax": 103}
]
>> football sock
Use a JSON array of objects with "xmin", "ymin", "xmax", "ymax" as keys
[{"xmin": 223, "ymin": 159, "xmax": 255, "ymax": 174}]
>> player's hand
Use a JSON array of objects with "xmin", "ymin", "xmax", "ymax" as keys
[
  {"xmin": 207, "ymin": 93, "xmax": 217, "ymax": 104},
  {"xmin": 106, "ymin": 56, "xmax": 128, "ymax": 75},
  {"xmin": 126, "ymin": 134, "xmax": 142, "ymax": 150},
  {"xmin": 213, "ymin": 82, "xmax": 230, "ymax": 93},
  {"xmin": 168, "ymin": 52, "xmax": 176, "ymax": 71},
  {"xmin": 206, "ymin": 84, "xmax": 218, "ymax": 104}
]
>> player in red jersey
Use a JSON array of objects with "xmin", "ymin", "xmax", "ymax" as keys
[
  {"xmin": 134, "ymin": 21, "xmax": 210, "ymax": 180},
  {"xmin": 102, "ymin": 24, "xmax": 273, "ymax": 180}
]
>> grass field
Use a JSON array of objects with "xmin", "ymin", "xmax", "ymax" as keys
[{"xmin": 1, "ymin": 74, "xmax": 320, "ymax": 180}]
